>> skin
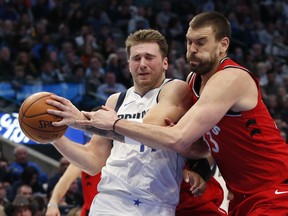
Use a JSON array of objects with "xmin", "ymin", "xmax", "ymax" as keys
[
  {"xmin": 76, "ymin": 26, "xmax": 258, "ymax": 158},
  {"xmin": 47, "ymin": 42, "xmax": 205, "ymax": 195},
  {"xmin": 45, "ymin": 163, "xmax": 81, "ymax": 216}
]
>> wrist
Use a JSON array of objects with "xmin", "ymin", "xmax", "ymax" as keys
[
  {"xmin": 47, "ymin": 202, "xmax": 58, "ymax": 208},
  {"xmin": 113, "ymin": 118, "xmax": 122, "ymax": 132}
]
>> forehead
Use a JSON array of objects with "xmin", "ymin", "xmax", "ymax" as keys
[
  {"xmin": 186, "ymin": 26, "xmax": 214, "ymax": 40},
  {"xmin": 130, "ymin": 43, "xmax": 160, "ymax": 56}
]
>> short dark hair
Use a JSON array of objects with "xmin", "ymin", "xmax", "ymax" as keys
[{"xmin": 189, "ymin": 11, "xmax": 231, "ymax": 41}]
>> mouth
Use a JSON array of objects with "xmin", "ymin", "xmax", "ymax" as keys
[{"xmin": 189, "ymin": 59, "xmax": 199, "ymax": 66}]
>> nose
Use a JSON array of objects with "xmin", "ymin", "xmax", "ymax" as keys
[
  {"xmin": 188, "ymin": 43, "xmax": 197, "ymax": 55},
  {"xmin": 139, "ymin": 57, "xmax": 147, "ymax": 69}
]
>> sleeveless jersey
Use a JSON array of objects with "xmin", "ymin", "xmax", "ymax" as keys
[
  {"xmin": 97, "ymin": 79, "xmax": 186, "ymax": 207},
  {"xmin": 188, "ymin": 57, "xmax": 288, "ymax": 196}
]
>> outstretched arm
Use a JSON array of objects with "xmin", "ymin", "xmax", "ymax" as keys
[
  {"xmin": 46, "ymin": 163, "xmax": 81, "ymax": 216},
  {"xmin": 76, "ymin": 69, "xmax": 256, "ymax": 157}
]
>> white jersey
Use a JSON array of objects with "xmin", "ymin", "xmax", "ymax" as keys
[{"xmin": 90, "ymin": 79, "xmax": 186, "ymax": 215}]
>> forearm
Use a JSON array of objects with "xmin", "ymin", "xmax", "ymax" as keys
[
  {"xmin": 85, "ymin": 126, "xmax": 124, "ymax": 142},
  {"xmin": 52, "ymin": 137, "xmax": 100, "ymax": 174},
  {"xmin": 49, "ymin": 178, "xmax": 69, "ymax": 204},
  {"xmin": 114, "ymin": 119, "xmax": 183, "ymax": 151}
]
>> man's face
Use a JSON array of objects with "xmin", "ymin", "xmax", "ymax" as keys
[
  {"xmin": 13, "ymin": 206, "xmax": 32, "ymax": 216},
  {"xmin": 185, "ymin": 26, "xmax": 219, "ymax": 75},
  {"xmin": 0, "ymin": 183, "xmax": 6, "ymax": 199},
  {"xmin": 19, "ymin": 185, "xmax": 32, "ymax": 199},
  {"xmin": 15, "ymin": 149, "xmax": 28, "ymax": 164},
  {"xmin": 128, "ymin": 43, "xmax": 168, "ymax": 90}
]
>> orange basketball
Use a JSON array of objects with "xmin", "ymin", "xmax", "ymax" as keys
[{"xmin": 18, "ymin": 92, "xmax": 68, "ymax": 143}]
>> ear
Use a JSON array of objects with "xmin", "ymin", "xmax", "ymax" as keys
[
  {"xmin": 219, "ymin": 37, "xmax": 229, "ymax": 53},
  {"xmin": 163, "ymin": 57, "xmax": 168, "ymax": 71}
]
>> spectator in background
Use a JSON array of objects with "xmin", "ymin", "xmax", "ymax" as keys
[
  {"xmin": 0, "ymin": 46, "xmax": 14, "ymax": 81},
  {"xmin": 85, "ymin": 54, "xmax": 106, "ymax": 96},
  {"xmin": 11, "ymin": 65, "xmax": 27, "ymax": 91},
  {"xmin": 31, "ymin": 34, "xmax": 57, "ymax": 67},
  {"xmin": 127, "ymin": 6, "xmax": 150, "ymax": 34},
  {"xmin": 47, "ymin": 157, "xmax": 70, "ymax": 197},
  {"xmin": 0, "ymin": 157, "xmax": 12, "ymax": 187},
  {"xmin": 58, "ymin": 41, "xmax": 77, "ymax": 67},
  {"xmin": 8, "ymin": 145, "xmax": 48, "ymax": 184},
  {"xmin": 15, "ymin": 184, "xmax": 33, "ymax": 200},
  {"xmin": 31, "ymin": 195, "xmax": 46, "ymax": 216},
  {"xmin": 263, "ymin": 70, "xmax": 280, "ymax": 95},
  {"xmin": 40, "ymin": 60, "xmax": 64, "ymax": 84},
  {"xmin": 255, "ymin": 61, "xmax": 269, "ymax": 86},
  {"xmin": 106, "ymin": 53, "xmax": 122, "ymax": 80},
  {"xmin": 117, "ymin": 64, "xmax": 133, "ymax": 89},
  {"xmin": 0, "ymin": 181, "xmax": 9, "ymax": 215},
  {"xmin": 96, "ymin": 71, "xmax": 127, "ymax": 103},
  {"xmin": 7, "ymin": 166, "xmax": 46, "ymax": 202},
  {"xmin": 5, "ymin": 195, "xmax": 34, "ymax": 216},
  {"xmin": 64, "ymin": 179, "xmax": 83, "ymax": 209},
  {"xmin": 67, "ymin": 63, "xmax": 86, "ymax": 83},
  {"xmin": 14, "ymin": 51, "xmax": 39, "ymax": 81},
  {"xmin": 61, "ymin": 50, "xmax": 82, "ymax": 81},
  {"xmin": 156, "ymin": 1, "xmax": 176, "ymax": 33}
]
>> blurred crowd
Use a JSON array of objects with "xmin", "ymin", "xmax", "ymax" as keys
[
  {"xmin": 0, "ymin": 0, "xmax": 287, "ymax": 215},
  {"xmin": 0, "ymin": 145, "xmax": 82, "ymax": 215}
]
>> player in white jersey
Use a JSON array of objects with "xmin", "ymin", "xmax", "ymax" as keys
[
  {"xmin": 46, "ymin": 29, "xmax": 206, "ymax": 215},
  {"xmin": 90, "ymin": 79, "xmax": 185, "ymax": 215}
]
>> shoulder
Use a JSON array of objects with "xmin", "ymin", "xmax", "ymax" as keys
[
  {"xmin": 161, "ymin": 79, "xmax": 191, "ymax": 97},
  {"xmin": 211, "ymin": 68, "xmax": 255, "ymax": 87},
  {"xmin": 159, "ymin": 79, "xmax": 193, "ymax": 107},
  {"xmin": 105, "ymin": 92, "xmax": 121, "ymax": 109}
]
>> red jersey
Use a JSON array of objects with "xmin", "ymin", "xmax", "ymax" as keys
[
  {"xmin": 188, "ymin": 57, "xmax": 288, "ymax": 197},
  {"xmin": 81, "ymin": 172, "xmax": 101, "ymax": 216}
]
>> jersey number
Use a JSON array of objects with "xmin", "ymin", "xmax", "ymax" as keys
[
  {"xmin": 203, "ymin": 126, "xmax": 220, "ymax": 153},
  {"xmin": 140, "ymin": 144, "xmax": 156, "ymax": 152}
]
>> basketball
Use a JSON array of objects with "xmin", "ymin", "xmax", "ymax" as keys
[{"xmin": 18, "ymin": 92, "xmax": 68, "ymax": 143}]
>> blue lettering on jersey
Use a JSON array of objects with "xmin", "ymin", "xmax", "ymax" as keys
[{"xmin": 118, "ymin": 109, "xmax": 156, "ymax": 152}]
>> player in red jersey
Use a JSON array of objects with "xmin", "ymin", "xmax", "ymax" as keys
[{"xmin": 85, "ymin": 11, "xmax": 288, "ymax": 215}]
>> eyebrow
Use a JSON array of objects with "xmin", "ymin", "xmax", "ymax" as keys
[
  {"xmin": 132, "ymin": 53, "xmax": 156, "ymax": 58},
  {"xmin": 186, "ymin": 35, "xmax": 208, "ymax": 41}
]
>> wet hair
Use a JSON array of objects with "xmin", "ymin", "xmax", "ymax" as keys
[
  {"xmin": 189, "ymin": 11, "xmax": 231, "ymax": 41},
  {"xmin": 125, "ymin": 29, "xmax": 168, "ymax": 58}
]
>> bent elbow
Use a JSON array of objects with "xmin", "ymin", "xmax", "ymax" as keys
[
  {"xmin": 165, "ymin": 133, "xmax": 187, "ymax": 153},
  {"xmin": 85, "ymin": 166, "xmax": 100, "ymax": 176}
]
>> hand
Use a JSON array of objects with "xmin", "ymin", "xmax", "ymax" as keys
[
  {"xmin": 45, "ymin": 206, "xmax": 60, "ymax": 216},
  {"xmin": 183, "ymin": 169, "xmax": 206, "ymax": 197},
  {"xmin": 77, "ymin": 105, "xmax": 118, "ymax": 130},
  {"xmin": 46, "ymin": 95, "xmax": 87, "ymax": 129}
]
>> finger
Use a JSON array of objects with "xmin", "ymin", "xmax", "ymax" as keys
[
  {"xmin": 46, "ymin": 99, "xmax": 67, "ymax": 111},
  {"xmin": 49, "ymin": 95, "xmax": 73, "ymax": 107},
  {"xmin": 47, "ymin": 109, "xmax": 64, "ymax": 117},
  {"xmin": 51, "ymin": 121, "xmax": 64, "ymax": 127},
  {"xmin": 182, "ymin": 169, "xmax": 190, "ymax": 183}
]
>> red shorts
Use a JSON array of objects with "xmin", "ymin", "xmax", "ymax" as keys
[
  {"xmin": 229, "ymin": 182, "xmax": 288, "ymax": 216},
  {"xmin": 176, "ymin": 176, "xmax": 227, "ymax": 216}
]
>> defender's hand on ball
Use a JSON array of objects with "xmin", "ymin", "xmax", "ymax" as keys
[
  {"xmin": 77, "ymin": 106, "xmax": 118, "ymax": 131},
  {"xmin": 46, "ymin": 95, "xmax": 87, "ymax": 130}
]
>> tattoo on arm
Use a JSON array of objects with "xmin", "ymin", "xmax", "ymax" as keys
[{"xmin": 85, "ymin": 126, "xmax": 125, "ymax": 142}]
